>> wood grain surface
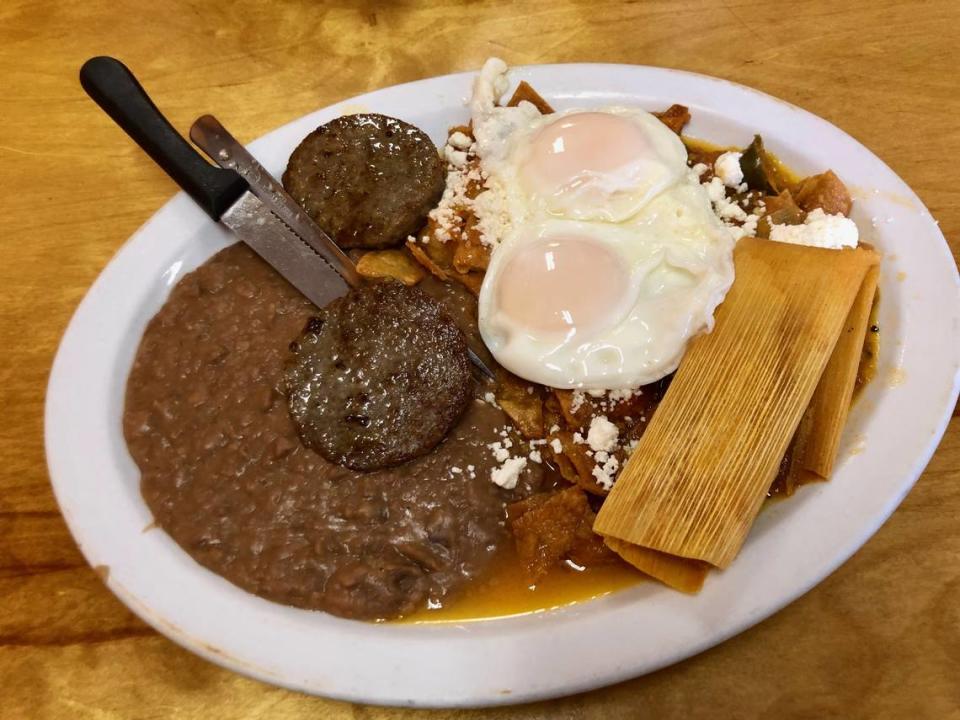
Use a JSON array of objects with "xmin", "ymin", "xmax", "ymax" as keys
[{"xmin": 1, "ymin": 1, "xmax": 958, "ymax": 717}]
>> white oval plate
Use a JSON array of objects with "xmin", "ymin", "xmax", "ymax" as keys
[{"xmin": 46, "ymin": 64, "xmax": 960, "ymax": 708}]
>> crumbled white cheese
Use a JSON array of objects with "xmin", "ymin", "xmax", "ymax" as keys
[
  {"xmin": 490, "ymin": 456, "xmax": 527, "ymax": 489},
  {"xmin": 592, "ymin": 455, "xmax": 620, "ymax": 491},
  {"xmin": 569, "ymin": 387, "xmax": 644, "ymax": 415},
  {"xmin": 717, "ymin": 198, "xmax": 749, "ymax": 222},
  {"xmin": 483, "ymin": 391, "xmax": 498, "ymax": 406},
  {"xmin": 549, "ymin": 424, "xmax": 560, "ymax": 434},
  {"xmin": 447, "ymin": 131, "xmax": 473, "ymax": 150},
  {"xmin": 528, "ymin": 450, "xmax": 542, "ymax": 464},
  {"xmin": 769, "ymin": 208, "xmax": 859, "ymax": 249},
  {"xmin": 694, "ymin": 170, "xmax": 763, "ymax": 242},
  {"xmin": 471, "ymin": 57, "xmax": 510, "ymax": 115},
  {"xmin": 425, "ymin": 123, "xmax": 492, "ymax": 244},
  {"xmin": 687, "ymin": 162, "xmax": 709, "ymax": 183},
  {"xmin": 705, "ymin": 176, "xmax": 727, "ymax": 203},
  {"xmin": 569, "ymin": 390, "xmax": 586, "ymax": 413},
  {"xmin": 428, "ymin": 165, "xmax": 471, "ymax": 242},
  {"xmin": 450, "ymin": 466, "xmax": 462, "ymax": 474},
  {"xmin": 444, "ymin": 146, "xmax": 469, "ymax": 168},
  {"xmin": 545, "ymin": 410, "xmax": 628, "ymax": 491},
  {"xmin": 586, "ymin": 415, "xmax": 619, "ymax": 453},
  {"xmin": 725, "ymin": 207, "xmax": 763, "ymax": 242},
  {"xmin": 487, "ymin": 441, "xmax": 511, "ymax": 463},
  {"xmin": 714, "ymin": 151, "xmax": 744, "ymax": 187},
  {"xmin": 471, "ymin": 182, "xmax": 512, "ymax": 247}
]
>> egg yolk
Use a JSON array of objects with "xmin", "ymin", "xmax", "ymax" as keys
[
  {"xmin": 521, "ymin": 112, "xmax": 652, "ymax": 199},
  {"xmin": 495, "ymin": 235, "xmax": 630, "ymax": 337}
]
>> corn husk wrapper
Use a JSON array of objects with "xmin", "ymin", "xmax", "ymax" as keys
[
  {"xmin": 787, "ymin": 263, "xmax": 880, "ymax": 488},
  {"xmin": 604, "ymin": 537, "xmax": 709, "ymax": 593},
  {"xmin": 594, "ymin": 238, "xmax": 881, "ymax": 569}
]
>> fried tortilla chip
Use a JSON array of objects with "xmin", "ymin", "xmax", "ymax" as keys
[
  {"xmin": 757, "ymin": 190, "xmax": 805, "ymax": 238},
  {"xmin": 450, "ymin": 271, "xmax": 484, "ymax": 296},
  {"xmin": 604, "ymin": 392, "xmax": 654, "ymax": 425},
  {"xmin": 452, "ymin": 215, "xmax": 491, "ymax": 273},
  {"xmin": 506, "ymin": 80, "xmax": 555, "ymax": 114},
  {"xmin": 685, "ymin": 144, "xmax": 722, "ymax": 173},
  {"xmin": 355, "ymin": 249, "xmax": 426, "ymax": 286},
  {"xmin": 554, "ymin": 389, "xmax": 589, "ymax": 428},
  {"xmin": 542, "ymin": 393, "xmax": 565, "ymax": 433},
  {"xmin": 509, "ymin": 486, "xmax": 607, "ymax": 583},
  {"xmin": 406, "ymin": 240, "xmax": 450, "ymax": 281},
  {"xmin": 653, "ymin": 104, "xmax": 691, "ymax": 134},
  {"xmin": 496, "ymin": 371, "xmax": 544, "ymax": 438},
  {"xmin": 422, "ymin": 229, "xmax": 457, "ymax": 269},
  {"xmin": 793, "ymin": 170, "xmax": 853, "ymax": 217},
  {"xmin": 548, "ymin": 430, "xmax": 609, "ymax": 496},
  {"xmin": 569, "ymin": 525, "xmax": 619, "ymax": 567}
]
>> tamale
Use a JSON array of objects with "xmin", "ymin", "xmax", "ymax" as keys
[
  {"xmin": 594, "ymin": 238, "xmax": 881, "ymax": 569},
  {"xmin": 789, "ymin": 264, "xmax": 881, "ymax": 483},
  {"xmin": 604, "ymin": 538, "xmax": 709, "ymax": 593}
]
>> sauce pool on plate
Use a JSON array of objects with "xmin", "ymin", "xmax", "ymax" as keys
[{"xmin": 403, "ymin": 548, "xmax": 642, "ymax": 623}]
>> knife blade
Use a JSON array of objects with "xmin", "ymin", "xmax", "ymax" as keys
[{"xmin": 220, "ymin": 191, "xmax": 349, "ymax": 308}]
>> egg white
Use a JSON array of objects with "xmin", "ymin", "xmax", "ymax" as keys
[
  {"xmin": 471, "ymin": 58, "xmax": 736, "ymax": 390},
  {"xmin": 479, "ymin": 185, "xmax": 734, "ymax": 389}
]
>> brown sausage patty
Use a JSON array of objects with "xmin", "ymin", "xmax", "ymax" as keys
[
  {"xmin": 284, "ymin": 280, "xmax": 473, "ymax": 471},
  {"xmin": 282, "ymin": 114, "xmax": 445, "ymax": 250}
]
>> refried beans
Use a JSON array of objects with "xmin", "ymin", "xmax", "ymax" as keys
[{"xmin": 124, "ymin": 243, "xmax": 543, "ymax": 620}]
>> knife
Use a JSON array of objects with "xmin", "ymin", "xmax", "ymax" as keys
[
  {"xmin": 79, "ymin": 56, "xmax": 495, "ymax": 382},
  {"xmin": 79, "ymin": 56, "xmax": 350, "ymax": 308}
]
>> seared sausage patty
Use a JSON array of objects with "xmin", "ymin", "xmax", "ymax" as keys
[
  {"xmin": 285, "ymin": 280, "xmax": 473, "ymax": 471},
  {"xmin": 282, "ymin": 114, "xmax": 445, "ymax": 250}
]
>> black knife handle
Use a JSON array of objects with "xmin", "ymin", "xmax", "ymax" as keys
[{"xmin": 80, "ymin": 56, "xmax": 247, "ymax": 220}]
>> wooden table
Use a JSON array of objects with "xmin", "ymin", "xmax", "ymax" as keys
[{"xmin": 2, "ymin": 1, "xmax": 958, "ymax": 717}]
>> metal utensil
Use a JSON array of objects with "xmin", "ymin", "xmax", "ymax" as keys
[
  {"xmin": 79, "ymin": 56, "xmax": 495, "ymax": 382},
  {"xmin": 79, "ymin": 56, "xmax": 349, "ymax": 308}
]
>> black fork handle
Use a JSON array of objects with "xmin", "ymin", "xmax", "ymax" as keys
[{"xmin": 79, "ymin": 56, "xmax": 247, "ymax": 220}]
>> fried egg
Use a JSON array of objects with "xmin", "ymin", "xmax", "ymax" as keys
[{"xmin": 472, "ymin": 58, "xmax": 736, "ymax": 390}]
